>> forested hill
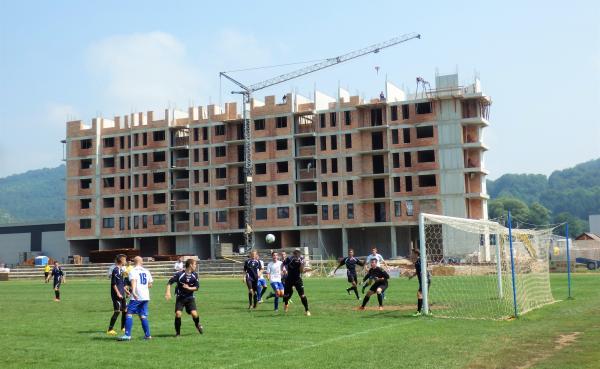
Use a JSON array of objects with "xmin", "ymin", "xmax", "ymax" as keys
[{"xmin": 487, "ymin": 158, "xmax": 600, "ymax": 236}]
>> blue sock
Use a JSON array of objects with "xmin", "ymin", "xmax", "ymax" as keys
[
  {"xmin": 274, "ymin": 296, "xmax": 279, "ymax": 310},
  {"xmin": 140, "ymin": 317, "xmax": 150, "ymax": 337},
  {"xmin": 125, "ymin": 315, "xmax": 133, "ymax": 336}
]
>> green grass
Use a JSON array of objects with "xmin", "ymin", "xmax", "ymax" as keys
[{"xmin": 0, "ymin": 274, "xmax": 598, "ymax": 369}]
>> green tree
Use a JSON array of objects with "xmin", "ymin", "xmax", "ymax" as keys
[
  {"xmin": 487, "ymin": 197, "xmax": 529, "ymax": 224},
  {"xmin": 552, "ymin": 212, "xmax": 588, "ymax": 238},
  {"xmin": 527, "ymin": 202, "xmax": 551, "ymax": 226}
]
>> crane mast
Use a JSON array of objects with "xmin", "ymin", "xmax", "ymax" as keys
[{"xmin": 219, "ymin": 32, "xmax": 421, "ymax": 250}]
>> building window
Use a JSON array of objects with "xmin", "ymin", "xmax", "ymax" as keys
[
  {"xmin": 215, "ymin": 146, "xmax": 226, "ymax": 157},
  {"xmin": 276, "ymin": 139, "xmax": 288, "ymax": 150},
  {"xmin": 103, "ymin": 157, "xmax": 115, "ymax": 168},
  {"xmin": 80, "ymin": 139, "xmax": 92, "ymax": 149},
  {"xmin": 320, "ymin": 113, "xmax": 326, "ymax": 128},
  {"xmin": 346, "ymin": 180, "xmax": 353, "ymax": 196},
  {"xmin": 79, "ymin": 219, "xmax": 92, "ymax": 229},
  {"xmin": 393, "ymin": 153, "xmax": 400, "ymax": 168},
  {"xmin": 194, "ymin": 212, "xmax": 200, "ymax": 226},
  {"xmin": 416, "ymin": 125, "xmax": 434, "ymax": 139},
  {"xmin": 276, "ymin": 116, "xmax": 287, "ymax": 128},
  {"xmin": 332, "ymin": 181, "xmax": 339, "ymax": 196},
  {"xmin": 102, "ymin": 217, "xmax": 114, "ymax": 228},
  {"xmin": 203, "ymin": 169, "xmax": 208, "ymax": 183},
  {"xmin": 277, "ymin": 184, "xmax": 289, "ymax": 196},
  {"xmin": 320, "ymin": 136, "xmax": 327, "ymax": 151},
  {"xmin": 276, "ymin": 161, "xmax": 288, "ymax": 173},
  {"xmin": 402, "ymin": 104, "xmax": 410, "ymax": 119},
  {"xmin": 193, "ymin": 149, "xmax": 199, "ymax": 162},
  {"xmin": 216, "ymin": 211, "xmax": 227, "ymax": 223},
  {"xmin": 80, "ymin": 158, "xmax": 92, "ymax": 169},
  {"xmin": 391, "ymin": 106, "xmax": 398, "ymax": 121},
  {"xmin": 142, "ymin": 132, "xmax": 147, "ymax": 145},
  {"xmin": 406, "ymin": 176, "xmax": 413, "ymax": 192},
  {"xmin": 331, "ymin": 158, "xmax": 338, "ymax": 173},
  {"xmin": 394, "ymin": 177, "xmax": 401, "ymax": 192},
  {"xmin": 256, "ymin": 208, "xmax": 267, "ymax": 220},
  {"xmin": 80, "ymin": 178, "xmax": 92, "ymax": 189},
  {"xmin": 332, "ymin": 204, "xmax": 339, "ymax": 219},
  {"xmin": 119, "ymin": 156, "xmax": 125, "ymax": 169},
  {"xmin": 80, "ymin": 198, "xmax": 91, "ymax": 209},
  {"xmin": 404, "ymin": 152, "xmax": 412, "ymax": 167},
  {"xmin": 255, "ymin": 141, "xmax": 266, "ymax": 152},
  {"xmin": 255, "ymin": 163, "xmax": 267, "ymax": 175},
  {"xmin": 202, "ymin": 148, "xmax": 209, "ymax": 161},
  {"xmin": 203, "ymin": 191, "xmax": 209, "ymax": 204},
  {"xmin": 119, "ymin": 197, "xmax": 125, "ymax": 210},
  {"xmin": 142, "ymin": 215, "xmax": 148, "ymax": 229},
  {"xmin": 345, "ymin": 157, "xmax": 353, "ymax": 172},
  {"xmin": 193, "ymin": 128, "xmax": 199, "ymax": 141},
  {"xmin": 119, "ymin": 136, "xmax": 125, "ymax": 149},
  {"xmin": 417, "ymin": 150, "xmax": 435, "ymax": 163},
  {"xmin": 153, "ymin": 151, "xmax": 166, "ymax": 162},
  {"xmin": 133, "ymin": 134, "xmax": 139, "ymax": 146},
  {"xmin": 215, "ymin": 125, "xmax": 225, "ymax": 136},
  {"xmin": 103, "ymin": 197, "xmax": 115, "ymax": 208},
  {"xmin": 215, "ymin": 167, "xmax": 227, "ymax": 179},
  {"xmin": 153, "ymin": 130, "xmax": 165, "ymax": 141},
  {"xmin": 347, "ymin": 204, "xmax": 354, "ymax": 219},
  {"xmin": 330, "ymin": 112, "xmax": 337, "ymax": 127},
  {"xmin": 418, "ymin": 174, "xmax": 437, "ymax": 187},
  {"xmin": 394, "ymin": 201, "xmax": 402, "ymax": 217},
  {"xmin": 119, "ymin": 217, "xmax": 125, "ymax": 230},
  {"xmin": 277, "ymin": 207, "xmax": 289, "ymax": 219},
  {"xmin": 203, "ymin": 212, "xmax": 209, "ymax": 226},
  {"xmin": 194, "ymin": 191, "xmax": 199, "ymax": 205},
  {"xmin": 254, "ymin": 119, "xmax": 265, "ymax": 130},
  {"xmin": 416, "ymin": 102, "xmax": 432, "ymax": 114},
  {"xmin": 103, "ymin": 137, "xmax": 115, "ymax": 148},
  {"xmin": 256, "ymin": 186, "xmax": 267, "ymax": 197},
  {"xmin": 345, "ymin": 133, "xmax": 352, "ymax": 149},
  {"xmin": 153, "ymin": 214, "xmax": 166, "ymax": 225},
  {"xmin": 322, "ymin": 205, "xmax": 329, "ymax": 220},
  {"xmin": 153, "ymin": 193, "xmax": 166, "ymax": 204},
  {"xmin": 103, "ymin": 177, "xmax": 115, "ymax": 188},
  {"xmin": 216, "ymin": 189, "xmax": 227, "ymax": 200},
  {"xmin": 330, "ymin": 135, "xmax": 337, "ymax": 150},
  {"xmin": 321, "ymin": 182, "xmax": 328, "ymax": 197},
  {"xmin": 344, "ymin": 110, "xmax": 351, "ymax": 125},
  {"xmin": 320, "ymin": 159, "xmax": 327, "ymax": 174},
  {"xmin": 406, "ymin": 200, "xmax": 414, "ymax": 216},
  {"xmin": 153, "ymin": 172, "xmax": 165, "ymax": 183},
  {"xmin": 392, "ymin": 129, "xmax": 399, "ymax": 144},
  {"xmin": 202, "ymin": 127, "xmax": 208, "ymax": 140}
]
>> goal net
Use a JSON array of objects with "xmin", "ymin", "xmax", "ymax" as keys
[{"xmin": 419, "ymin": 213, "xmax": 555, "ymax": 320}]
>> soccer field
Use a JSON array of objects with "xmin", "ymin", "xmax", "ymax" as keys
[{"xmin": 1, "ymin": 274, "xmax": 598, "ymax": 369}]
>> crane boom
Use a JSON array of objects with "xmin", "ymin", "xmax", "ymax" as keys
[{"xmin": 219, "ymin": 33, "xmax": 421, "ymax": 251}]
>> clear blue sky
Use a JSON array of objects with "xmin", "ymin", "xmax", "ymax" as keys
[{"xmin": 0, "ymin": 0, "xmax": 598, "ymax": 178}]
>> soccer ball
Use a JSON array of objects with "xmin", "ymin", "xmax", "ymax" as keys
[{"xmin": 265, "ymin": 234, "xmax": 276, "ymax": 244}]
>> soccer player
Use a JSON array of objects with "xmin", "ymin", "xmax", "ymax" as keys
[
  {"xmin": 165, "ymin": 258, "xmax": 204, "ymax": 336},
  {"xmin": 362, "ymin": 247, "xmax": 388, "ymax": 294},
  {"xmin": 359, "ymin": 258, "xmax": 389, "ymax": 311},
  {"xmin": 107, "ymin": 254, "xmax": 127, "ymax": 335},
  {"xmin": 243, "ymin": 251, "xmax": 262, "ymax": 309},
  {"xmin": 256, "ymin": 256, "xmax": 267, "ymax": 303},
  {"xmin": 119, "ymin": 256, "xmax": 153, "ymax": 341},
  {"xmin": 408, "ymin": 249, "xmax": 431, "ymax": 316},
  {"xmin": 264, "ymin": 252, "xmax": 284, "ymax": 311},
  {"xmin": 45, "ymin": 261, "xmax": 65, "ymax": 301},
  {"xmin": 43, "ymin": 263, "xmax": 51, "ymax": 282},
  {"xmin": 332, "ymin": 249, "xmax": 364, "ymax": 300},
  {"xmin": 282, "ymin": 249, "xmax": 310, "ymax": 316}
]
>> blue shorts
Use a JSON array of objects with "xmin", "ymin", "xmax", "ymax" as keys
[
  {"xmin": 258, "ymin": 279, "xmax": 267, "ymax": 287},
  {"xmin": 127, "ymin": 300, "xmax": 149, "ymax": 316},
  {"xmin": 270, "ymin": 282, "xmax": 284, "ymax": 291}
]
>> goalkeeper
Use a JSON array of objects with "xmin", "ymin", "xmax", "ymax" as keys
[{"xmin": 408, "ymin": 249, "xmax": 431, "ymax": 316}]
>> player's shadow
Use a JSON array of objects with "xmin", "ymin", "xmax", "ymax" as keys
[{"xmin": 77, "ymin": 330, "xmax": 101, "ymax": 334}]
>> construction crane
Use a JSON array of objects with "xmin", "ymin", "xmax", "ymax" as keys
[{"xmin": 220, "ymin": 32, "xmax": 421, "ymax": 250}]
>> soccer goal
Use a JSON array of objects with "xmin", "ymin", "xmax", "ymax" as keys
[{"xmin": 418, "ymin": 213, "xmax": 555, "ymax": 320}]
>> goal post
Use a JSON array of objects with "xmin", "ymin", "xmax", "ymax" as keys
[{"xmin": 418, "ymin": 212, "xmax": 555, "ymax": 320}]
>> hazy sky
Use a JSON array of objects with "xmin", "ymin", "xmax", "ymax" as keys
[{"xmin": 0, "ymin": 0, "xmax": 598, "ymax": 179}]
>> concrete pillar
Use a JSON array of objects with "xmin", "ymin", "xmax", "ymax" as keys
[
  {"xmin": 210, "ymin": 233, "xmax": 217, "ymax": 260},
  {"xmin": 390, "ymin": 226, "xmax": 397, "ymax": 259},
  {"xmin": 317, "ymin": 229, "xmax": 324, "ymax": 256},
  {"xmin": 133, "ymin": 238, "xmax": 141, "ymax": 250},
  {"xmin": 99, "ymin": 239, "xmax": 108, "ymax": 251},
  {"xmin": 342, "ymin": 227, "xmax": 348, "ymax": 256}
]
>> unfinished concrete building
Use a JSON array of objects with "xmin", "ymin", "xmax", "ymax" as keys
[{"xmin": 65, "ymin": 73, "xmax": 491, "ymax": 259}]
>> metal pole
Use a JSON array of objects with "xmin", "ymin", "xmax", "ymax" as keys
[
  {"xmin": 508, "ymin": 211, "xmax": 518, "ymax": 318},
  {"xmin": 495, "ymin": 234, "xmax": 503, "ymax": 299},
  {"xmin": 565, "ymin": 223, "xmax": 572, "ymax": 299},
  {"xmin": 418, "ymin": 212, "xmax": 429, "ymax": 315}
]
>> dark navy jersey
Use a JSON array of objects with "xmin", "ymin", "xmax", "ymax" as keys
[
  {"xmin": 51, "ymin": 266, "xmax": 63, "ymax": 283},
  {"xmin": 414, "ymin": 259, "xmax": 431, "ymax": 281},
  {"xmin": 363, "ymin": 267, "xmax": 389, "ymax": 282},
  {"xmin": 243, "ymin": 259, "xmax": 262, "ymax": 281},
  {"xmin": 338, "ymin": 257, "xmax": 364, "ymax": 274},
  {"xmin": 168, "ymin": 271, "xmax": 199, "ymax": 298},
  {"xmin": 282, "ymin": 256, "xmax": 304, "ymax": 281},
  {"xmin": 110, "ymin": 266, "xmax": 126, "ymax": 296}
]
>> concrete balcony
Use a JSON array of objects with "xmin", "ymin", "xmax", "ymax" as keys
[
  {"xmin": 175, "ymin": 222, "xmax": 190, "ymax": 232},
  {"xmin": 174, "ymin": 137, "xmax": 189, "ymax": 147},
  {"xmin": 297, "ymin": 146, "xmax": 316, "ymax": 157},
  {"xmin": 299, "ymin": 191, "xmax": 317, "ymax": 202},
  {"xmin": 297, "ymin": 168, "xmax": 316, "ymax": 180},
  {"xmin": 295, "ymin": 123, "xmax": 315, "ymax": 135},
  {"xmin": 172, "ymin": 200, "xmax": 189, "ymax": 211},
  {"xmin": 174, "ymin": 158, "xmax": 189, "ymax": 168},
  {"xmin": 299, "ymin": 214, "xmax": 318, "ymax": 226},
  {"xmin": 174, "ymin": 179, "xmax": 190, "ymax": 189}
]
